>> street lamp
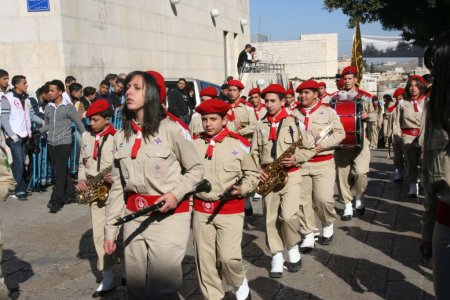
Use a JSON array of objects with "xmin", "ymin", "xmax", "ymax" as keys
[
  {"xmin": 240, "ymin": 19, "xmax": 248, "ymax": 26},
  {"xmin": 210, "ymin": 8, "xmax": 220, "ymax": 18},
  {"xmin": 170, "ymin": 0, "xmax": 180, "ymax": 4},
  {"xmin": 257, "ymin": 79, "xmax": 265, "ymax": 87}
]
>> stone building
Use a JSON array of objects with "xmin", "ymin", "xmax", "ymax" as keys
[{"xmin": 0, "ymin": 0, "xmax": 250, "ymax": 90}]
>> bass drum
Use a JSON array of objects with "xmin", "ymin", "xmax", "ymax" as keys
[{"xmin": 332, "ymin": 100, "xmax": 364, "ymax": 148}]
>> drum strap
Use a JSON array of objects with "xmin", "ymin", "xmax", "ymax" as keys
[
  {"xmin": 97, "ymin": 135, "xmax": 109, "ymax": 172},
  {"xmin": 271, "ymin": 119, "xmax": 284, "ymax": 160}
]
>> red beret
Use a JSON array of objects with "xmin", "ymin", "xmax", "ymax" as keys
[
  {"xmin": 318, "ymin": 82, "xmax": 326, "ymax": 88},
  {"xmin": 146, "ymin": 70, "xmax": 167, "ymax": 103},
  {"xmin": 86, "ymin": 99, "xmax": 111, "ymax": 118},
  {"xmin": 195, "ymin": 98, "xmax": 231, "ymax": 115},
  {"xmin": 296, "ymin": 80, "xmax": 320, "ymax": 92},
  {"xmin": 337, "ymin": 78, "xmax": 345, "ymax": 89},
  {"xmin": 393, "ymin": 88, "xmax": 405, "ymax": 98},
  {"xmin": 200, "ymin": 86, "xmax": 218, "ymax": 98},
  {"xmin": 285, "ymin": 88, "xmax": 295, "ymax": 96},
  {"xmin": 342, "ymin": 66, "xmax": 358, "ymax": 76},
  {"xmin": 248, "ymin": 87, "xmax": 261, "ymax": 96},
  {"xmin": 408, "ymin": 75, "xmax": 426, "ymax": 85},
  {"xmin": 227, "ymin": 80, "xmax": 245, "ymax": 90},
  {"xmin": 261, "ymin": 84, "xmax": 286, "ymax": 97}
]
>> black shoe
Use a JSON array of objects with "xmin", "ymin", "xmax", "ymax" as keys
[
  {"xmin": 269, "ymin": 271, "xmax": 282, "ymax": 278},
  {"xmin": 16, "ymin": 193, "xmax": 28, "ymax": 201},
  {"xmin": 121, "ymin": 277, "xmax": 127, "ymax": 286},
  {"xmin": 408, "ymin": 193, "xmax": 417, "ymax": 198},
  {"xmin": 299, "ymin": 246, "xmax": 314, "ymax": 254},
  {"xmin": 285, "ymin": 259, "xmax": 302, "ymax": 273},
  {"xmin": 92, "ymin": 287, "xmax": 115, "ymax": 298},
  {"xmin": 49, "ymin": 202, "xmax": 62, "ymax": 213},
  {"xmin": 356, "ymin": 206, "xmax": 365, "ymax": 216},
  {"xmin": 341, "ymin": 215, "xmax": 352, "ymax": 221},
  {"xmin": 245, "ymin": 207, "xmax": 253, "ymax": 217},
  {"xmin": 318, "ymin": 235, "xmax": 333, "ymax": 245}
]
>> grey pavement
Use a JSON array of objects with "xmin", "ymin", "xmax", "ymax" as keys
[{"xmin": 0, "ymin": 149, "xmax": 434, "ymax": 299}]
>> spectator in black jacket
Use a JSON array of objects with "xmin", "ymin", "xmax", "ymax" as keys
[
  {"xmin": 81, "ymin": 86, "xmax": 96, "ymax": 111},
  {"xmin": 167, "ymin": 78, "xmax": 193, "ymax": 124},
  {"xmin": 237, "ymin": 44, "xmax": 252, "ymax": 74}
]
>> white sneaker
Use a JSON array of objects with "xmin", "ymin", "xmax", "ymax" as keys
[
  {"xmin": 93, "ymin": 269, "xmax": 115, "ymax": 297},
  {"xmin": 341, "ymin": 202, "xmax": 353, "ymax": 221},
  {"xmin": 320, "ymin": 223, "xmax": 334, "ymax": 245},
  {"xmin": 286, "ymin": 245, "xmax": 302, "ymax": 272},
  {"xmin": 253, "ymin": 192, "xmax": 262, "ymax": 201},
  {"xmin": 408, "ymin": 183, "xmax": 418, "ymax": 197},
  {"xmin": 394, "ymin": 169, "xmax": 403, "ymax": 182},
  {"xmin": 269, "ymin": 252, "xmax": 284, "ymax": 278},
  {"xmin": 355, "ymin": 198, "xmax": 365, "ymax": 216},
  {"xmin": 299, "ymin": 233, "xmax": 315, "ymax": 253},
  {"xmin": 235, "ymin": 276, "xmax": 250, "ymax": 300}
]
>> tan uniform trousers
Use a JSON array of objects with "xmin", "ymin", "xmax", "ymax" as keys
[
  {"xmin": 264, "ymin": 170, "xmax": 301, "ymax": 254},
  {"xmin": 123, "ymin": 211, "xmax": 190, "ymax": 300},
  {"xmin": 368, "ymin": 122, "xmax": 379, "ymax": 147},
  {"xmin": 90, "ymin": 203, "xmax": 114, "ymax": 271},
  {"xmin": 334, "ymin": 142, "xmax": 370, "ymax": 204},
  {"xmin": 402, "ymin": 140, "xmax": 421, "ymax": 183},
  {"xmin": 193, "ymin": 211, "xmax": 244, "ymax": 300},
  {"xmin": 298, "ymin": 159, "xmax": 337, "ymax": 235}
]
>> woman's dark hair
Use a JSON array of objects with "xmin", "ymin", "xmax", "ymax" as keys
[
  {"xmin": 429, "ymin": 30, "xmax": 450, "ymax": 133},
  {"xmin": 404, "ymin": 78, "xmax": 426, "ymax": 100},
  {"xmin": 123, "ymin": 71, "xmax": 166, "ymax": 141},
  {"xmin": 383, "ymin": 94, "xmax": 393, "ymax": 102}
]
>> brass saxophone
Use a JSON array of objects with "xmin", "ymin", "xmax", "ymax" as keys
[
  {"xmin": 255, "ymin": 131, "xmax": 303, "ymax": 196},
  {"xmin": 76, "ymin": 165, "xmax": 112, "ymax": 204}
]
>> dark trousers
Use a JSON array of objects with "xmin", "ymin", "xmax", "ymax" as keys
[
  {"xmin": 5, "ymin": 136, "xmax": 27, "ymax": 195},
  {"xmin": 48, "ymin": 144, "xmax": 75, "ymax": 205}
]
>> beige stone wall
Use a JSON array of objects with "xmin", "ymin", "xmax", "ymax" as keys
[
  {"xmin": 253, "ymin": 34, "xmax": 338, "ymax": 80},
  {"xmin": 1, "ymin": 0, "xmax": 249, "ymax": 91}
]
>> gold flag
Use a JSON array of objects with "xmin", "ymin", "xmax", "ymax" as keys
[{"xmin": 351, "ymin": 22, "xmax": 363, "ymax": 85}]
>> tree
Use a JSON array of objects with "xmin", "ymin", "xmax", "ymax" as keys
[{"xmin": 323, "ymin": 0, "xmax": 450, "ymax": 46}]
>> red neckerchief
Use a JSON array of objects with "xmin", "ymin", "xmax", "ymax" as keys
[
  {"xmin": 267, "ymin": 108, "xmax": 289, "ymax": 141},
  {"xmin": 254, "ymin": 103, "xmax": 265, "ymax": 120},
  {"xmin": 204, "ymin": 127, "xmax": 230, "ymax": 159},
  {"xmin": 411, "ymin": 94, "xmax": 425, "ymax": 112},
  {"xmin": 92, "ymin": 125, "xmax": 117, "ymax": 160},
  {"xmin": 288, "ymin": 101, "xmax": 299, "ymax": 110},
  {"xmin": 166, "ymin": 111, "xmax": 189, "ymax": 131},
  {"xmin": 131, "ymin": 121, "xmax": 143, "ymax": 159},
  {"xmin": 299, "ymin": 100, "xmax": 322, "ymax": 130},
  {"xmin": 387, "ymin": 102, "xmax": 397, "ymax": 113},
  {"xmin": 227, "ymin": 99, "xmax": 245, "ymax": 121}
]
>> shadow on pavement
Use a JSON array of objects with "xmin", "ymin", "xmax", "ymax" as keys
[
  {"xmin": 2, "ymin": 249, "xmax": 34, "ymax": 300},
  {"xmin": 77, "ymin": 229, "xmax": 101, "ymax": 282},
  {"xmin": 249, "ymin": 276, "xmax": 324, "ymax": 300}
]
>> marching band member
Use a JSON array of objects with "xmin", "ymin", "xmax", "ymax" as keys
[
  {"xmin": 104, "ymin": 71, "xmax": 203, "ymax": 299},
  {"xmin": 318, "ymin": 82, "xmax": 332, "ymax": 105},
  {"xmin": 189, "ymin": 86, "xmax": 218, "ymax": 136},
  {"xmin": 333, "ymin": 66, "xmax": 373, "ymax": 221},
  {"xmin": 382, "ymin": 94, "xmax": 396, "ymax": 149},
  {"xmin": 251, "ymin": 84, "xmax": 315, "ymax": 278},
  {"xmin": 396, "ymin": 75, "xmax": 427, "ymax": 197},
  {"xmin": 75, "ymin": 100, "xmax": 118, "ymax": 297},
  {"xmin": 391, "ymin": 88, "xmax": 405, "ymax": 181},
  {"xmin": 226, "ymin": 80, "xmax": 257, "ymax": 140},
  {"xmin": 192, "ymin": 99, "xmax": 258, "ymax": 300},
  {"xmin": 284, "ymin": 88, "xmax": 299, "ymax": 115},
  {"xmin": 368, "ymin": 96, "xmax": 383, "ymax": 149},
  {"xmin": 248, "ymin": 87, "xmax": 267, "ymax": 120},
  {"xmin": 295, "ymin": 80, "xmax": 345, "ymax": 252}
]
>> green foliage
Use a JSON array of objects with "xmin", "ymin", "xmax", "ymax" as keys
[{"xmin": 323, "ymin": 0, "xmax": 450, "ymax": 46}]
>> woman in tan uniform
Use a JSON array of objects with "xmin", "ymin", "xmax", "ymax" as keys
[
  {"xmin": 368, "ymin": 96, "xmax": 383, "ymax": 149},
  {"xmin": 420, "ymin": 31, "xmax": 450, "ymax": 300},
  {"xmin": 382, "ymin": 94, "xmax": 396, "ymax": 149},
  {"xmin": 391, "ymin": 88, "xmax": 405, "ymax": 181},
  {"xmin": 103, "ymin": 71, "xmax": 203, "ymax": 299},
  {"xmin": 397, "ymin": 76, "xmax": 427, "ymax": 197}
]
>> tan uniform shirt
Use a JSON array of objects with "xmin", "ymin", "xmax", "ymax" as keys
[
  {"xmin": 251, "ymin": 115, "xmax": 316, "ymax": 168},
  {"xmin": 397, "ymin": 97, "xmax": 426, "ymax": 143},
  {"xmin": 189, "ymin": 112, "xmax": 203, "ymax": 136},
  {"xmin": 320, "ymin": 94, "xmax": 332, "ymax": 105},
  {"xmin": 105, "ymin": 118, "xmax": 204, "ymax": 240},
  {"xmin": 255, "ymin": 105, "xmax": 267, "ymax": 121},
  {"xmin": 383, "ymin": 101, "xmax": 397, "ymax": 138},
  {"xmin": 78, "ymin": 132, "xmax": 114, "ymax": 180},
  {"xmin": 193, "ymin": 134, "xmax": 259, "ymax": 200},
  {"xmin": 227, "ymin": 100, "xmax": 258, "ymax": 139},
  {"xmin": 295, "ymin": 103, "xmax": 345, "ymax": 156},
  {"xmin": 369, "ymin": 105, "xmax": 383, "ymax": 127}
]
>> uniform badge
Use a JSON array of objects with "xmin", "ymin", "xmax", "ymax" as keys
[
  {"xmin": 135, "ymin": 196, "xmax": 149, "ymax": 210},
  {"xmin": 153, "ymin": 137, "xmax": 162, "ymax": 145},
  {"xmin": 231, "ymin": 149, "xmax": 238, "ymax": 157},
  {"xmin": 202, "ymin": 201, "xmax": 215, "ymax": 213}
]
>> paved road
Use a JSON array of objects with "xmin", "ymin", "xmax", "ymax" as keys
[{"xmin": 0, "ymin": 149, "xmax": 434, "ymax": 299}]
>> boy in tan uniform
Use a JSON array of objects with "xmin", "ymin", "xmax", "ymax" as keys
[
  {"xmin": 251, "ymin": 84, "xmax": 315, "ymax": 278},
  {"xmin": 294, "ymin": 80, "xmax": 345, "ymax": 252},
  {"xmin": 189, "ymin": 86, "xmax": 217, "ymax": 136},
  {"xmin": 75, "ymin": 100, "xmax": 118, "ymax": 297},
  {"xmin": 318, "ymin": 82, "xmax": 332, "ymax": 105},
  {"xmin": 192, "ymin": 99, "xmax": 258, "ymax": 300},
  {"xmin": 284, "ymin": 88, "xmax": 299, "ymax": 115},
  {"xmin": 395, "ymin": 75, "xmax": 427, "ymax": 197},
  {"xmin": 248, "ymin": 87, "xmax": 267, "ymax": 120},
  {"xmin": 391, "ymin": 88, "xmax": 405, "ymax": 181},
  {"xmin": 332, "ymin": 66, "xmax": 373, "ymax": 221},
  {"xmin": 226, "ymin": 80, "xmax": 258, "ymax": 140}
]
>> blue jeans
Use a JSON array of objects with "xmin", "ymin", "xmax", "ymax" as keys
[{"xmin": 5, "ymin": 136, "xmax": 27, "ymax": 195}]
